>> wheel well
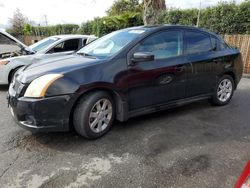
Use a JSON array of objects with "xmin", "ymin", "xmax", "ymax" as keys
[
  {"xmin": 8, "ymin": 66, "xmax": 23, "ymax": 83},
  {"xmin": 69, "ymin": 88, "xmax": 126, "ymax": 130},
  {"xmin": 224, "ymin": 71, "xmax": 236, "ymax": 88}
]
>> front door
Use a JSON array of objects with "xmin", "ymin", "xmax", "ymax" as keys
[{"xmin": 127, "ymin": 30, "xmax": 190, "ymax": 111}]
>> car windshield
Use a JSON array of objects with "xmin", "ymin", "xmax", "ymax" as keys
[
  {"xmin": 29, "ymin": 37, "xmax": 60, "ymax": 52},
  {"xmin": 77, "ymin": 29, "xmax": 146, "ymax": 59}
]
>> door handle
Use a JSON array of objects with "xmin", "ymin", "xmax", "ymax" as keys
[
  {"xmin": 175, "ymin": 65, "xmax": 185, "ymax": 72},
  {"xmin": 212, "ymin": 58, "xmax": 223, "ymax": 63}
]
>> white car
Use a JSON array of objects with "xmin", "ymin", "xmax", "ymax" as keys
[{"xmin": 0, "ymin": 33, "xmax": 97, "ymax": 84}]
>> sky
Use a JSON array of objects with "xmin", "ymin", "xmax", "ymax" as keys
[{"xmin": 0, "ymin": 0, "xmax": 244, "ymax": 28}]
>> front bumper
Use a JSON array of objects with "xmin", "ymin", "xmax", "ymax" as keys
[
  {"xmin": 8, "ymin": 93, "xmax": 76, "ymax": 133},
  {"xmin": 0, "ymin": 65, "xmax": 10, "ymax": 85}
]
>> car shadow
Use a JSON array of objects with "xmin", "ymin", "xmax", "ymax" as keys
[
  {"xmin": 0, "ymin": 85, "xmax": 9, "ymax": 91},
  {"xmin": 6, "ymin": 87, "xmax": 250, "ymax": 158},
  {"xmin": 14, "ymin": 101, "xmax": 224, "ymax": 152}
]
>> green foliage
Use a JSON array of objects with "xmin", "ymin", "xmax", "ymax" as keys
[
  {"xmin": 8, "ymin": 1, "xmax": 249, "ymax": 36},
  {"xmin": 23, "ymin": 23, "xmax": 32, "ymax": 35},
  {"xmin": 80, "ymin": 0, "xmax": 250, "ymax": 36},
  {"xmin": 81, "ymin": 12, "xmax": 143, "ymax": 37},
  {"xmin": 163, "ymin": 8, "xmax": 198, "ymax": 26},
  {"xmin": 162, "ymin": 1, "xmax": 250, "ymax": 34},
  {"xmin": 198, "ymin": 2, "xmax": 239, "ymax": 34},
  {"xmin": 27, "ymin": 24, "xmax": 80, "ymax": 36},
  {"xmin": 107, "ymin": 0, "xmax": 143, "ymax": 16}
]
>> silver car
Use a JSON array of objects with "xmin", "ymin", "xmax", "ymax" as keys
[{"xmin": 0, "ymin": 34, "xmax": 97, "ymax": 85}]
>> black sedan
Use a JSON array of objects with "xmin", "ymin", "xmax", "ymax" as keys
[{"xmin": 8, "ymin": 25, "xmax": 243, "ymax": 139}]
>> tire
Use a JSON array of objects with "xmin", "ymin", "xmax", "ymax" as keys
[
  {"xmin": 73, "ymin": 91, "xmax": 115, "ymax": 139},
  {"xmin": 211, "ymin": 75, "xmax": 235, "ymax": 106}
]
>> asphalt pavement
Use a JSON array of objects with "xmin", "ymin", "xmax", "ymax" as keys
[{"xmin": 0, "ymin": 78, "xmax": 250, "ymax": 188}]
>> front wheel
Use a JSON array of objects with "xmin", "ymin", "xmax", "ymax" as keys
[
  {"xmin": 211, "ymin": 75, "xmax": 235, "ymax": 106},
  {"xmin": 73, "ymin": 91, "xmax": 115, "ymax": 139}
]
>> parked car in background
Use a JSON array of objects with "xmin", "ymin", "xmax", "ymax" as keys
[
  {"xmin": 0, "ymin": 35, "xmax": 97, "ymax": 84},
  {"xmin": 8, "ymin": 25, "xmax": 243, "ymax": 139},
  {"xmin": 0, "ymin": 29, "xmax": 34, "ymax": 59}
]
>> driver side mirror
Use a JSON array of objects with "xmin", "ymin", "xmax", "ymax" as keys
[{"xmin": 131, "ymin": 52, "xmax": 154, "ymax": 65}]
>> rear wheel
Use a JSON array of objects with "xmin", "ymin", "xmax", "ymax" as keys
[
  {"xmin": 73, "ymin": 91, "xmax": 115, "ymax": 139},
  {"xmin": 211, "ymin": 75, "xmax": 234, "ymax": 106}
]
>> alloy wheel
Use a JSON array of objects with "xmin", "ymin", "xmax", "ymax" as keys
[
  {"xmin": 89, "ymin": 98, "xmax": 113, "ymax": 133},
  {"xmin": 217, "ymin": 78, "xmax": 233, "ymax": 102}
]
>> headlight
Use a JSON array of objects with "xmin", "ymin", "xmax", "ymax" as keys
[
  {"xmin": 24, "ymin": 74, "xmax": 63, "ymax": 98},
  {"xmin": 0, "ymin": 60, "xmax": 10, "ymax": 65}
]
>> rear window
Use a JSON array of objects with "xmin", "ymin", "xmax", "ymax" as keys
[
  {"xmin": 185, "ymin": 31, "xmax": 212, "ymax": 54},
  {"xmin": 211, "ymin": 37, "xmax": 230, "ymax": 51}
]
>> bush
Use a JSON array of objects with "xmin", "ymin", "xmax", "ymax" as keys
[
  {"xmin": 9, "ymin": 1, "xmax": 249, "ymax": 37},
  {"xmin": 26, "ymin": 24, "xmax": 80, "ymax": 36},
  {"xmin": 81, "ymin": 12, "xmax": 143, "ymax": 37},
  {"xmin": 162, "ymin": 1, "xmax": 250, "ymax": 34}
]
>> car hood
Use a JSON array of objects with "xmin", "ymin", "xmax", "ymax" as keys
[
  {"xmin": 0, "ymin": 30, "xmax": 28, "ymax": 49},
  {"xmin": 9, "ymin": 53, "xmax": 72, "ymax": 65},
  {"xmin": 17, "ymin": 54, "xmax": 104, "ymax": 84}
]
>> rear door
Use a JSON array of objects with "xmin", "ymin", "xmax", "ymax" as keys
[
  {"xmin": 184, "ymin": 30, "xmax": 219, "ymax": 97},
  {"xmin": 127, "ymin": 29, "xmax": 190, "ymax": 111}
]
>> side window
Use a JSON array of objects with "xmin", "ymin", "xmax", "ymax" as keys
[
  {"xmin": 211, "ymin": 36, "xmax": 229, "ymax": 51},
  {"xmin": 185, "ymin": 31, "xmax": 212, "ymax": 54},
  {"xmin": 218, "ymin": 40, "xmax": 229, "ymax": 50},
  {"xmin": 49, "ymin": 39, "xmax": 80, "ymax": 53},
  {"xmin": 135, "ymin": 30, "xmax": 183, "ymax": 60}
]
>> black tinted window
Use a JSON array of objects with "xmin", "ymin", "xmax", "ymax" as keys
[
  {"xmin": 50, "ymin": 39, "xmax": 80, "ymax": 53},
  {"xmin": 63, "ymin": 39, "xmax": 80, "ymax": 51},
  {"xmin": 185, "ymin": 31, "xmax": 212, "ymax": 54},
  {"xmin": 136, "ymin": 30, "xmax": 183, "ymax": 59}
]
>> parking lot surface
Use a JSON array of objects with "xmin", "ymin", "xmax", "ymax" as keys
[{"xmin": 0, "ymin": 78, "xmax": 250, "ymax": 188}]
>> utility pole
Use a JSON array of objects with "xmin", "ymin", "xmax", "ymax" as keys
[
  {"xmin": 44, "ymin": 15, "xmax": 48, "ymax": 26},
  {"xmin": 196, "ymin": 1, "xmax": 201, "ymax": 27}
]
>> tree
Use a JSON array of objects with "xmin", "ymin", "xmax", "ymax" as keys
[
  {"xmin": 23, "ymin": 23, "xmax": 32, "ymax": 35},
  {"xmin": 9, "ymin": 9, "xmax": 28, "ymax": 36},
  {"xmin": 143, "ymin": 0, "xmax": 166, "ymax": 25},
  {"xmin": 107, "ymin": 0, "xmax": 143, "ymax": 16}
]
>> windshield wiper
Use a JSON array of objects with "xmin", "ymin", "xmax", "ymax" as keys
[{"xmin": 77, "ymin": 52, "xmax": 96, "ymax": 59}]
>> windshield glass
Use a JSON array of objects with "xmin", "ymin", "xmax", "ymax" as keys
[
  {"xmin": 77, "ymin": 29, "xmax": 146, "ymax": 59},
  {"xmin": 29, "ymin": 37, "xmax": 60, "ymax": 52}
]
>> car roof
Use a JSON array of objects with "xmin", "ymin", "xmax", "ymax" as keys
[
  {"xmin": 124, "ymin": 25, "xmax": 219, "ymax": 38},
  {"xmin": 51, "ymin": 35, "xmax": 96, "ymax": 39}
]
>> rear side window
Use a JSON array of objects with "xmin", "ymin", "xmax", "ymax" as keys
[
  {"xmin": 48, "ymin": 39, "xmax": 80, "ymax": 53},
  {"xmin": 185, "ymin": 31, "xmax": 212, "ymax": 54},
  {"xmin": 62, "ymin": 39, "xmax": 80, "ymax": 51},
  {"xmin": 135, "ymin": 30, "xmax": 183, "ymax": 59},
  {"xmin": 211, "ymin": 36, "xmax": 230, "ymax": 51}
]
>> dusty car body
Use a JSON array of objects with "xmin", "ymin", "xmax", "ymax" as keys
[{"xmin": 8, "ymin": 25, "xmax": 243, "ymax": 139}]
